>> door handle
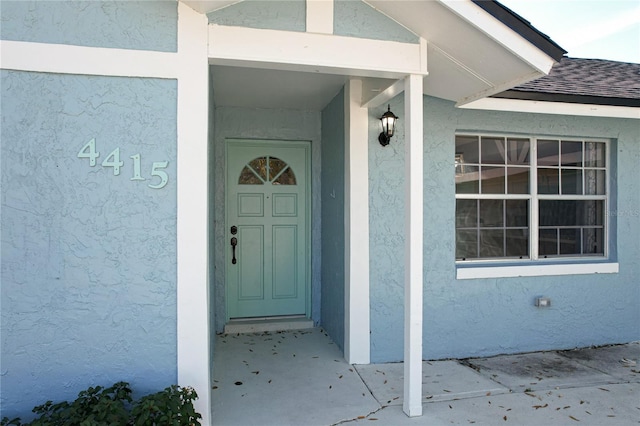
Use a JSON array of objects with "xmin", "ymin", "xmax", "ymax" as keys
[{"xmin": 231, "ymin": 237, "xmax": 238, "ymax": 264}]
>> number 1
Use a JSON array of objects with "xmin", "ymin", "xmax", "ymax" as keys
[{"xmin": 130, "ymin": 154, "xmax": 145, "ymax": 181}]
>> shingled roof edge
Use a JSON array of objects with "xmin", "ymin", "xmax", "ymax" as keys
[{"xmin": 472, "ymin": 0, "xmax": 567, "ymax": 62}]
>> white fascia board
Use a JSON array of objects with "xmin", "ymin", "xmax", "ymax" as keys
[
  {"xmin": 306, "ymin": 0, "xmax": 334, "ymax": 34},
  {"xmin": 208, "ymin": 24, "xmax": 427, "ymax": 78},
  {"xmin": 0, "ymin": 40, "xmax": 178, "ymax": 79},
  {"xmin": 461, "ymin": 98, "xmax": 640, "ymax": 119},
  {"xmin": 457, "ymin": 262, "xmax": 619, "ymax": 280},
  {"xmin": 439, "ymin": 0, "xmax": 556, "ymax": 75}
]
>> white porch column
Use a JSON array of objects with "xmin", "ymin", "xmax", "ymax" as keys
[
  {"xmin": 176, "ymin": 2, "xmax": 211, "ymax": 424},
  {"xmin": 403, "ymin": 73, "xmax": 424, "ymax": 417},
  {"xmin": 344, "ymin": 78, "xmax": 371, "ymax": 364}
]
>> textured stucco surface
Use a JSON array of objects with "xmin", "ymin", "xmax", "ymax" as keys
[
  {"xmin": 207, "ymin": 0, "xmax": 305, "ymax": 32},
  {"xmin": 0, "ymin": 0, "xmax": 177, "ymax": 52},
  {"xmin": 212, "ymin": 106, "xmax": 322, "ymax": 332},
  {"xmin": 369, "ymin": 94, "xmax": 640, "ymax": 363},
  {"xmin": 320, "ymin": 89, "xmax": 345, "ymax": 351},
  {"xmin": 1, "ymin": 71, "xmax": 178, "ymax": 418},
  {"xmin": 334, "ymin": 0, "xmax": 418, "ymax": 43},
  {"xmin": 368, "ymin": 97, "xmax": 406, "ymax": 363}
]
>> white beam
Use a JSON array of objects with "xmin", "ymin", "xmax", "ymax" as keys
[
  {"xmin": 344, "ymin": 78, "xmax": 371, "ymax": 365},
  {"xmin": 176, "ymin": 2, "xmax": 211, "ymax": 424},
  {"xmin": 208, "ymin": 24, "xmax": 427, "ymax": 78},
  {"xmin": 362, "ymin": 79, "xmax": 404, "ymax": 108},
  {"xmin": 306, "ymin": 0, "xmax": 334, "ymax": 34},
  {"xmin": 403, "ymin": 73, "xmax": 423, "ymax": 418},
  {"xmin": 461, "ymin": 97, "xmax": 640, "ymax": 120},
  {"xmin": 0, "ymin": 40, "xmax": 178, "ymax": 79}
]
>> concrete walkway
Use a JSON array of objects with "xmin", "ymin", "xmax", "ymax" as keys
[{"xmin": 212, "ymin": 328, "xmax": 639, "ymax": 425}]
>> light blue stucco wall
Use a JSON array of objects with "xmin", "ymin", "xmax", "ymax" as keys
[
  {"xmin": 0, "ymin": 1, "xmax": 177, "ymax": 52},
  {"xmin": 0, "ymin": 71, "xmax": 178, "ymax": 419},
  {"xmin": 320, "ymin": 89, "xmax": 345, "ymax": 351},
  {"xmin": 207, "ymin": 0, "xmax": 305, "ymax": 32},
  {"xmin": 334, "ymin": 0, "xmax": 418, "ymax": 43},
  {"xmin": 369, "ymin": 94, "xmax": 640, "ymax": 363},
  {"xmin": 206, "ymin": 0, "xmax": 418, "ymax": 43},
  {"xmin": 212, "ymin": 106, "xmax": 322, "ymax": 332}
]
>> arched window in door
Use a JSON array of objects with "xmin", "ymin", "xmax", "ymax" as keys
[{"xmin": 238, "ymin": 156, "xmax": 297, "ymax": 185}]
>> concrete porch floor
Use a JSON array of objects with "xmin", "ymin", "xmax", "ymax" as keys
[{"xmin": 212, "ymin": 328, "xmax": 639, "ymax": 425}]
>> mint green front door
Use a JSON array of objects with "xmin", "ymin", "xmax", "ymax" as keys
[{"xmin": 226, "ymin": 140, "xmax": 310, "ymax": 319}]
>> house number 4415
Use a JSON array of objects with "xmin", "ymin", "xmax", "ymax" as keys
[{"xmin": 77, "ymin": 138, "xmax": 169, "ymax": 189}]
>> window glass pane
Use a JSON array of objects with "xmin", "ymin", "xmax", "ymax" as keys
[
  {"xmin": 455, "ymin": 165, "xmax": 479, "ymax": 194},
  {"xmin": 239, "ymin": 165, "xmax": 264, "ymax": 185},
  {"xmin": 480, "ymin": 166, "xmax": 505, "ymax": 194},
  {"xmin": 539, "ymin": 200, "xmax": 603, "ymax": 227},
  {"xmin": 249, "ymin": 157, "xmax": 268, "ymax": 180},
  {"xmin": 538, "ymin": 168, "xmax": 559, "ymax": 194},
  {"xmin": 269, "ymin": 157, "xmax": 287, "ymax": 180},
  {"xmin": 506, "ymin": 229, "xmax": 529, "ymax": 258},
  {"xmin": 561, "ymin": 141, "xmax": 583, "ymax": 166},
  {"xmin": 585, "ymin": 142, "xmax": 605, "ymax": 167},
  {"xmin": 273, "ymin": 167, "xmax": 296, "ymax": 185},
  {"xmin": 537, "ymin": 140, "xmax": 559, "ymax": 166},
  {"xmin": 506, "ymin": 138, "xmax": 530, "ymax": 165},
  {"xmin": 456, "ymin": 199, "xmax": 477, "ymax": 228},
  {"xmin": 507, "ymin": 167, "xmax": 529, "ymax": 194},
  {"xmin": 561, "ymin": 169, "xmax": 583, "ymax": 194},
  {"xmin": 585, "ymin": 169, "xmax": 606, "ymax": 195},
  {"xmin": 481, "ymin": 137, "xmax": 505, "ymax": 164},
  {"xmin": 539, "ymin": 229, "xmax": 558, "ymax": 256},
  {"xmin": 559, "ymin": 228, "xmax": 581, "ymax": 255},
  {"xmin": 583, "ymin": 228, "xmax": 604, "ymax": 255},
  {"xmin": 506, "ymin": 200, "xmax": 528, "ymax": 227},
  {"xmin": 456, "ymin": 230, "xmax": 478, "ymax": 259},
  {"xmin": 479, "ymin": 199, "xmax": 503, "ymax": 227},
  {"xmin": 455, "ymin": 135, "xmax": 479, "ymax": 164},
  {"xmin": 479, "ymin": 229, "xmax": 504, "ymax": 257}
]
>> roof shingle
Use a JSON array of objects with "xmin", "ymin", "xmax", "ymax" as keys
[{"xmin": 495, "ymin": 57, "xmax": 640, "ymax": 107}]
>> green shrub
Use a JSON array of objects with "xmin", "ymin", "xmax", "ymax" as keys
[{"xmin": 1, "ymin": 382, "xmax": 201, "ymax": 426}]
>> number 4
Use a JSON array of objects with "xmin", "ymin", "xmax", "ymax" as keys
[
  {"xmin": 77, "ymin": 138, "xmax": 99, "ymax": 166},
  {"xmin": 102, "ymin": 148, "xmax": 124, "ymax": 176},
  {"xmin": 148, "ymin": 161, "xmax": 169, "ymax": 189}
]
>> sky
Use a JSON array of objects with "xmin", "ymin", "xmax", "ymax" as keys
[{"xmin": 498, "ymin": 0, "xmax": 640, "ymax": 63}]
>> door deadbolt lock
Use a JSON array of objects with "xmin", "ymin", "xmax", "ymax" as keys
[{"xmin": 230, "ymin": 225, "xmax": 237, "ymax": 235}]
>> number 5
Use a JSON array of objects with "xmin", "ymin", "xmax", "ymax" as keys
[{"xmin": 148, "ymin": 161, "xmax": 169, "ymax": 189}]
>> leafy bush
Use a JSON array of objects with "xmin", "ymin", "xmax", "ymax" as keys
[{"xmin": 1, "ymin": 382, "xmax": 201, "ymax": 426}]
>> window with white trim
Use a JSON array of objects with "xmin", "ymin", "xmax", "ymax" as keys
[{"xmin": 455, "ymin": 134, "xmax": 607, "ymax": 261}]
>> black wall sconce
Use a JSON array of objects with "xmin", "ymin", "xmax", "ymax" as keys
[{"xmin": 378, "ymin": 104, "xmax": 399, "ymax": 147}]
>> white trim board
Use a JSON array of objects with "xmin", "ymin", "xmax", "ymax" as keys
[
  {"xmin": 457, "ymin": 262, "xmax": 619, "ymax": 280},
  {"xmin": 461, "ymin": 98, "xmax": 640, "ymax": 119},
  {"xmin": 0, "ymin": 40, "xmax": 179, "ymax": 79}
]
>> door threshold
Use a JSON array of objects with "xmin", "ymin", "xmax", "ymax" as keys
[{"xmin": 224, "ymin": 316, "xmax": 313, "ymax": 334}]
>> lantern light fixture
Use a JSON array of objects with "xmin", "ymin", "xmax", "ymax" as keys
[{"xmin": 378, "ymin": 104, "xmax": 398, "ymax": 147}]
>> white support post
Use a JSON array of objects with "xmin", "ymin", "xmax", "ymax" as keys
[
  {"xmin": 344, "ymin": 78, "xmax": 371, "ymax": 365},
  {"xmin": 176, "ymin": 2, "xmax": 211, "ymax": 425},
  {"xmin": 403, "ymin": 73, "xmax": 424, "ymax": 417}
]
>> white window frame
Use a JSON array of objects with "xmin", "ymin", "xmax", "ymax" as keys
[{"xmin": 455, "ymin": 133, "xmax": 619, "ymax": 279}]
